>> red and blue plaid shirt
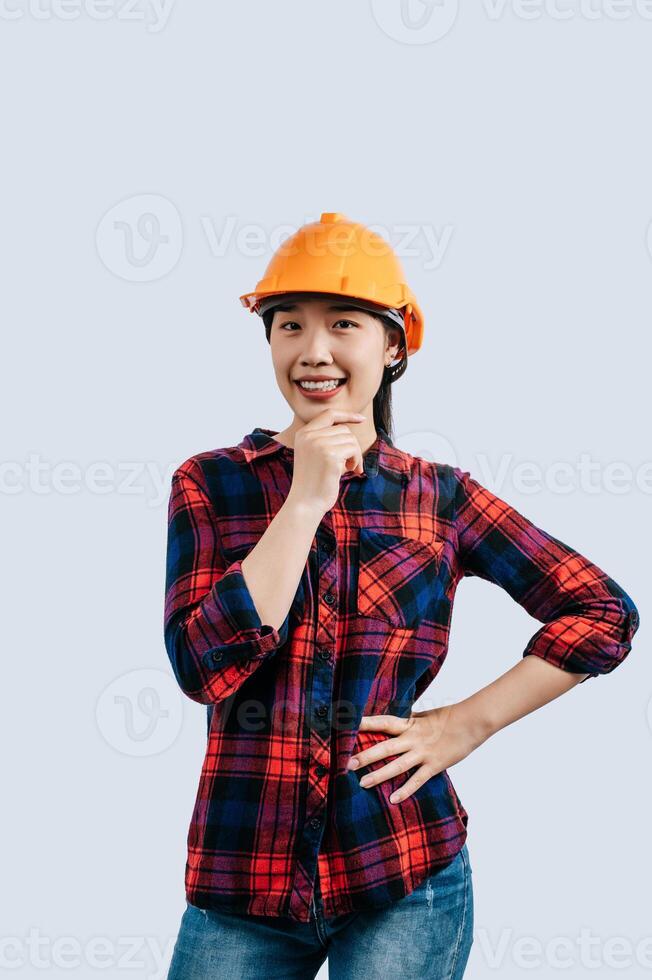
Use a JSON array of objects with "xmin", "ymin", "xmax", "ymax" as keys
[{"xmin": 163, "ymin": 426, "xmax": 640, "ymax": 922}]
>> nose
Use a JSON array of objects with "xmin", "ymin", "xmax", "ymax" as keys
[{"xmin": 299, "ymin": 333, "xmax": 336, "ymax": 366}]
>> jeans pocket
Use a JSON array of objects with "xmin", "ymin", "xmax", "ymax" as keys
[{"xmin": 427, "ymin": 844, "xmax": 469, "ymax": 891}]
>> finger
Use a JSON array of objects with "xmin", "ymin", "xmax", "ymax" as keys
[
  {"xmin": 346, "ymin": 452, "xmax": 364, "ymax": 476},
  {"xmin": 304, "ymin": 410, "xmax": 366, "ymax": 434},
  {"xmin": 358, "ymin": 714, "xmax": 410, "ymax": 734},
  {"xmin": 388, "ymin": 764, "xmax": 435, "ymax": 805},
  {"xmin": 343, "ymin": 440, "xmax": 364, "ymax": 475},
  {"xmin": 311, "ymin": 433, "xmax": 363, "ymax": 471},
  {"xmin": 358, "ymin": 750, "xmax": 422, "ymax": 789},
  {"xmin": 308, "ymin": 423, "xmax": 365, "ymax": 476},
  {"xmin": 347, "ymin": 731, "xmax": 414, "ymax": 771}
]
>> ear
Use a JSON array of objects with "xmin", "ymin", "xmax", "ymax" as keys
[{"xmin": 385, "ymin": 326, "xmax": 403, "ymax": 360}]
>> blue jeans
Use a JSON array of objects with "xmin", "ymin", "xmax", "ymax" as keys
[{"xmin": 166, "ymin": 842, "xmax": 473, "ymax": 979}]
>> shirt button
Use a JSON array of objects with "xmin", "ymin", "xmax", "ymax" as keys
[
  {"xmin": 316, "ymin": 705, "xmax": 328, "ymax": 718},
  {"xmin": 317, "ymin": 647, "xmax": 331, "ymax": 661},
  {"xmin": 323, "ymin": 592, "xmax": 335, "ymax": 605},
  {"xmin": 315, "ymin": 764, "xmax": 328, "ymax": 777},
  {"xmin": 310, "ymin": 817, "xmax": 321, "ymax": 830}
]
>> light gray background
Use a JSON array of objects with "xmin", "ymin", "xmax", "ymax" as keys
[{"xmin": 2, "ymin": 3, "xmax": 649, "ymax": 978}]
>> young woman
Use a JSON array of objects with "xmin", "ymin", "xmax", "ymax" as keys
[{"xmin": 164, "ymin": 213, "xmax": 640, "ymax": 979}]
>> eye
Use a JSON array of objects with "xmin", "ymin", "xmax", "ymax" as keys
[{"xmin": 277, "ymin": 319, "xmax": 357, "ymax": 331}]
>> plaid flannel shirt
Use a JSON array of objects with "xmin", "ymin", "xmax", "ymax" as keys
[{"xmin": 163, "ymin": 426, "xmax": 640, "ymax": 922}]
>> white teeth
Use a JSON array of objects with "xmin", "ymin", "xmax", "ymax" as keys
[{"xmin": 298, "ymin": 379, "xmax": 344, "ymax": 391}]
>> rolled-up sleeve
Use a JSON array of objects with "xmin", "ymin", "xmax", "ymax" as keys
[
  {"xmin": 164, "ymin": 462, "xmax": 290, "ymax": 704},
  {"xmin": 452, "ymin": 467, "xmax": 640, "ymax": 683}
]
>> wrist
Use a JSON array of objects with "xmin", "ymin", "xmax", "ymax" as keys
[
  {"xmin": 283, "ymin": 493, "xmax": 325, "ymax": 528},
  {"xmin": 453, "ymin": 697, "xmax": 495, "ymax": 747}
]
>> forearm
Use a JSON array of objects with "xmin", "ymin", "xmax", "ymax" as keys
[
  {"xmin": 456, "ymin": 654, "xmax": 591, "ymax": 743},
  {"xmin": 240, "ymin": 493, "xmax": 323, "ymax": 632}
]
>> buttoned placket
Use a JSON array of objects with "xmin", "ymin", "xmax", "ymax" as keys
[
  {"xmin": 276, "ymin": 444, "xmax": 379, "ymax": 921},
  {"xmin": 289, "ymin": 507, "xmax": 339, "ymax": 920}
]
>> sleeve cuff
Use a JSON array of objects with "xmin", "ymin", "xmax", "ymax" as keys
[
  {"xmin": 521, "ymin": 602, "xmax": 640, "ymax": 682},
  {"xmin": 199, "ymin": 559, "xmax": 291, "ymax": 670}
]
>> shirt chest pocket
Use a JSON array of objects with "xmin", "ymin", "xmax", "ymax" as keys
[{"xmin": 356, "ymin": 528, "xmax": 445, "ymax": 630}]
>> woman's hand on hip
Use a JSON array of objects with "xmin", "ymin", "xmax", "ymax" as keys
[{"xmin": 346, "ymin": 703, "xmax": 489, "ymax": 804}]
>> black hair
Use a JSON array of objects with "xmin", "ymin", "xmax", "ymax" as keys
[{"xmin": 372, "ymin": 317, "xmax": 405, "ymax": 443}]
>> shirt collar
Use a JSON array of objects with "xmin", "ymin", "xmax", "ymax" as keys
[{"xmin": 235, "ymin": 426, "xmax": 412, "ymax": 480}]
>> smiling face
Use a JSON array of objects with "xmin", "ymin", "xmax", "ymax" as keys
[{"xmin": 269, "ymin": 297, "xmax": 403, "ymax": 425}]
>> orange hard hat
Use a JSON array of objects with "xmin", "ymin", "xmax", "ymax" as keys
[{"xmin": 239, "ymin": 212, "xmax": 425, "ymax": 381}]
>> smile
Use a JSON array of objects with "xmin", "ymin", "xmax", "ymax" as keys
[{"xmin": 295, "ymin": 378, "xmax": 347, "ymax": 391}]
